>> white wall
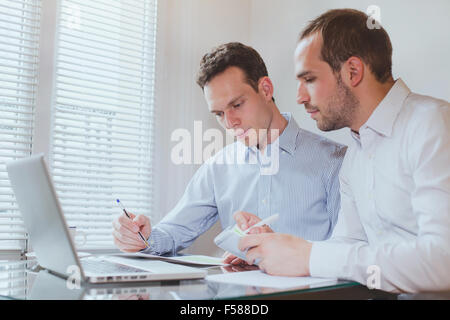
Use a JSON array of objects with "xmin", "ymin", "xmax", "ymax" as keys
[
  {"xmin": 249, "ymin": 0, "xmax": 450, "ymax": 146},
  {"xmin": 153, "ymin": 0, "xmax": 450, "ymax": 255}
]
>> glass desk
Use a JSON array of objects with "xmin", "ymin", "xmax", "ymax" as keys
[{"xmin": 0, "ymin": 259, "xmax": 399, "ymax": 300}]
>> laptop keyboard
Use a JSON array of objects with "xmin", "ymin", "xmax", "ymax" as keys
[{"xmin": 82, "ymin": 259, "xmax": 149, "ymax": 274}]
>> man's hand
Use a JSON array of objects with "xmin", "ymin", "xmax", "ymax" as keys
[
  {"xmin": 223, "ymin": 211, "xmax": 274, "ymax": 265},
  {"xmin": 112, "ymin": 212, "xmax": 151, "ymax": 252},
  {"xmin": 233, "ymin": 211, "xmax": 273, "ymax": 234},
  {"xmin": 223, "ymin": 251, "xmax": 247, "ymax": 265},
  {"xmin": 238, "ymin": 233, "xmax": 312, "ymax": 276},
  {"xmin": 221, "ymin": 263, "xmax": 259, "ymax": 273}
]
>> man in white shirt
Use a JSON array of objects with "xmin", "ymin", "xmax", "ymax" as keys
[{"xmin": 238, "ymin": 9, "xmax": 450, "ymax": 293}]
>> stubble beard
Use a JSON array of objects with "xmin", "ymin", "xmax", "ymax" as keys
[{"xmin": 316, "ymin": 75, "xmax": 360, "ymax": 132}]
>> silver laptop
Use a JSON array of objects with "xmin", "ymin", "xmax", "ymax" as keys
[{"xmin": 6, "ymin": 154, "xmax": 206, "ymax": 284}]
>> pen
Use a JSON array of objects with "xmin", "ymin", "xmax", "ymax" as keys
[
  {"xmin": 243, "ymin": 213, "xmax": 279, "ymax": 234},
  {"xmin": 116, "ymin": 199, "xmax": 151, "ymax": 248}
]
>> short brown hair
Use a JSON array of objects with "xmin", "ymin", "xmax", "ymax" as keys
[
  {"xmin": 299, "ymin": 9, "xmax": 393, "ymax": 83},
  {"xmin": 196, "ymin": 42, "xmax": 269, "ymax": 93}
]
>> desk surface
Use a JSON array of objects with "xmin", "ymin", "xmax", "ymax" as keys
[{"xmin": 0, "ymin": 259, "xmax": 400, "ymax": 300}]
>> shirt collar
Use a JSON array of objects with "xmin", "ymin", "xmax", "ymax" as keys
[
  {"xmin": 363, "ymin": 78, "xmax": 411, "ymax": 137},
  {"xmin": 278, "ymin": 112, "xmax": 299, "ymax": 155},
  {"xmin": 246, "ymin": 112, "xmax": 299, "ymax": 156}
]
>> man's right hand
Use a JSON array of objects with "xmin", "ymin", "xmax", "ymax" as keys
[
  {"xmin": 223, "ymin": 211, "xmax": 273, "ymax": 265},
  {"xmin": 112, "ymin": 212, "xmax": 152, "ymax": 252}
]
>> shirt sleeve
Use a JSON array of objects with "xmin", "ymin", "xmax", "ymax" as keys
[
  {"xmin": 141, "ymin": 162, "xmax": 218, "ymax": 256},
  {"xmin": 324, "ymin": 145, "xmax": 347, "ymax": 236},
  {"xmin": 310, "ymin": 104, "xmax": 450, "ymax": 293}
]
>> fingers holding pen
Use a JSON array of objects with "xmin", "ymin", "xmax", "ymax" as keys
[
  {"xmin": 117, "ymin": 213, "xmax": 140, "ymax": 233},
  {"xmin": 112, "ymin": 219, "xmax": 143, "ymax": 245},
  {"xmin": 112, "ymin": 212, "xmax": 152, "ymax": 252},
  {"xmin": 233, "ymin": 211, "xmax": 261, "ymax": 231}
]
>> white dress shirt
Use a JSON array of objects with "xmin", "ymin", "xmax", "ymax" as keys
[{"xmin": 309, "ymin": 79, "xmax": 450, "ymax": 293}]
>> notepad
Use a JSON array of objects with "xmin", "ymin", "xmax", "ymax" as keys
[
  {"xmin": 213, "ymin": 224, "xmax": 248, "ymax": 260},
  {"xmin": 206, "ymin": 270, "xmax": 337, "ymax": 289}
]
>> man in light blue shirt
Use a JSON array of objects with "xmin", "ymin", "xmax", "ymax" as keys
[{"xmin": 112, "ymin": 42, "xmax": 346, "ymax": 257}]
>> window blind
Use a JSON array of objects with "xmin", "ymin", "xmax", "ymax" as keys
[
  {"xmin": 50, "ymin": 0, "xmax": 157, "ymax": 249},
  {"xmin": 0, "ymin": 0, "xmax": 41, "ymax": 251},
  {"xmin": 0, "ymin": 261, "xmax": 27, "ymax": 298}
]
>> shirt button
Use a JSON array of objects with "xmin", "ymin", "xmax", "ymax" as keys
[
  {"xmin": 150, "ymin": 240, "xmax": 155, "ymax": 245},
  {"xmin": 262, "ymin": 199, "xmax": 267, "ymax": 205}
]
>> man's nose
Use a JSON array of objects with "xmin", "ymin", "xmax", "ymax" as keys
[
  {"xmin": 296, "ymin": 82, "xmax": 310, "ymax": 105},
  {"xmin": 224, "ymin": 110, "xmax": 240, "ymax": 129}
]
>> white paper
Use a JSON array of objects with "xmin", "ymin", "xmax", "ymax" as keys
[
  {"xmin": 157, "ymin": 255, "xmax": 227, "ymax": 266},
  {"xmin": 116, "ymin": 252, "xmax": 227, "ymax": 266},
  {"xmin": 26, "ymin": 251, "xmax": 92, "ymax": 259},
  {"xmin": 206, "ymin": 270, "xmax": 337, "ymax": 289}
]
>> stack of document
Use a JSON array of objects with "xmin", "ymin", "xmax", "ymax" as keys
[{"xmin": 206, "ymin": 270, "xmax": 337, "ymax": 289}]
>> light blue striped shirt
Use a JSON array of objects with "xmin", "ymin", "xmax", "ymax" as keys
[{"xmin": 145, "ymin": 113, "xmax": 347, "ymax": 255}]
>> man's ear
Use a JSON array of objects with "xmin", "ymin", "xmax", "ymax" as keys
[
  {"xmin": 258, "ymin": 76, "xmax": 274, "ymax": 102},
  {"xmin": 341, "ymin": 56, "xmax": 364, "ymax": 87}
]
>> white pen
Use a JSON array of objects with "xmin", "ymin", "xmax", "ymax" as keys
[{"xmin": 243, "ymin": 213, "xmax": 279, "ymax": 234}]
